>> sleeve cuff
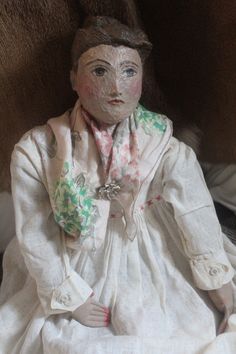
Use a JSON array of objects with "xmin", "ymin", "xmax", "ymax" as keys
[
  {"xmin": 190, "ymin": 250, "xmax": 235, "ymax": 290},
  {"xmin": 50, "ymin": 270, "xmax": 93, "ymax": 312}
]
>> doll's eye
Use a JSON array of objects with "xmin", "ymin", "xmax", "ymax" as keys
[
  {"xmin": 122, "ymin": 67, "xmax": 137, "ymax": 77},
  {"xmin": 92, "ymin": 67, "xmax": 107, "ymax": 76}
]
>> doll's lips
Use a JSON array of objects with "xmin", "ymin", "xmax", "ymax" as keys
[{"xmin": 108, "ymin": 99, "xmax": 124, "ymax": 105}]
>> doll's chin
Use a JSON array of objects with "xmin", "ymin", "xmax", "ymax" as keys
[
  {"xmin": 95, "ymin": 116, "xmax": 125, "ymax": 125},
  {"xmin": 94, "ymin": 110, "xmax": 135, "ymax": 125}
]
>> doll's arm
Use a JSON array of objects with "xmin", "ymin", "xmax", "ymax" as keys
[
  {"xmin": 162, "ymin": 138, "xmax": 234, "ymax": 291},
  {"xmin": 11, "ymin": 139, "xmax": 93, "ymax": 316},
  {"xmin": 162, "ymin": 139, "xmax": 235, "ymax": 332}
]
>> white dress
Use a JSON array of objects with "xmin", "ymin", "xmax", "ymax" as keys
[{"xmin": 0, "ymin": 103, "xmax": 236, "ymax": 354}]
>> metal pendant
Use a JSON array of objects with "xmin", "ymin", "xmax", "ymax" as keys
[{"xmin": 97, "ymin": 182, "xmax": 121, "ymax": 200}]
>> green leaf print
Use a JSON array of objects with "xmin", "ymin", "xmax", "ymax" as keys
[
  {"xmin": 136, "ymin": 105, "xmax": 167, "ymax": 135},
  {"xmin": 52, "ymin": 163, "xmax": 98, "ymax": 238}
]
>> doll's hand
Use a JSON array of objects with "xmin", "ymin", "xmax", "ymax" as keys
[
  {"xmin": 72, "ymin": 295, "xmax": 110, "ymax": 328},
  {"xmin": 208, "ymin": 282, "xmax": 234, "ymax": 334}
]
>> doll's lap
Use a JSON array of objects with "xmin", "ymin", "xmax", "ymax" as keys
[
  {"xmin": 0, "ymin": 225, "xmax": 227, "ymax": 351},
  {"xmin": 41, "ymin": 313, "xmax": 216, "ymax": 354},
  {"xmin": 42, "ymin": 317, "xmax": 143, "ymax": 354}
]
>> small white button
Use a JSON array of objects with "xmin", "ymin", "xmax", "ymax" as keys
[
  {"xmin": 209, "ymin": 266, "xmax": 221, "ymax": 276},
  {"xmin": 55, "ymin": 291, "xmax": 72, "ymax": 306},
  {"xmin": 222, "ymin": 265, "xmax": 229, "ymax": 272}
]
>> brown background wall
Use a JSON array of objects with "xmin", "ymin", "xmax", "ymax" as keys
[
  {"xmin": 138, "ymin": 0, "xmax": 236, "ymax": 162},
  {"xmin": 0, "ymin": 0, "xmax": 80, "ymax": 190}
]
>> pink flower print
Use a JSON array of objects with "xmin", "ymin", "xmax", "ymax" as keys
[
  {"xmin": 110, "ymin": 167, "xmax": 120, "ymax": 180},
  {"xmin": 103, "ymin": 141, "xmax": 113, "ymax": 157},
  {"xmin": 129, "ymin": 159, "xmax": 138, "ymax": 168},
  {"xmin": 122, "ymin": 143, "xmax": 130, "ymax": 153},
  {"xmin": 95, "ymin": 131, "xmax": 112, "ymax": 157},
  {"xmin": 121, "ymin": 155, "xmax": 129, "ymax": 164}
]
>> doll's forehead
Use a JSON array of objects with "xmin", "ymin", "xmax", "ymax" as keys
[{"xmin": 78, "ymin": 44, "xmax": 142, "ymax": 67}]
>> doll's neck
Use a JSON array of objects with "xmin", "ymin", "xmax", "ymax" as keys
[{"xmin": 81, "ymin": 106, "xmax": 117, "ymax": 135}]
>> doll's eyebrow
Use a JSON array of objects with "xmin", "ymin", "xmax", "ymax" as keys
[
  {"xmin": 120, "ymin": 61, "xmax": 139, "ymax": 68},
  {"xmin": 85, "ymin": 59, "xmax": 111, "ymax": 66}
]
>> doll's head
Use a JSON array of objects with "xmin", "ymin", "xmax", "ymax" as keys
[{"xmin": 70, "ymin": 16, "xmax": 152, "ymax": 125}]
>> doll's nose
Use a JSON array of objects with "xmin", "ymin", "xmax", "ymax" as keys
[{"xmin": 109, "ymin": 78, "xmax": 122, "ymax": 97}]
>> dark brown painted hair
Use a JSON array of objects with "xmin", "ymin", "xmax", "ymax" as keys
[{"xmin": 71, "ymin": 16, "xmax": 152, "ymax": 70}]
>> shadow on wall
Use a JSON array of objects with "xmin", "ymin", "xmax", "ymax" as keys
[
  {"xmin": 0, "ymin": 192, "xmax": 15, "ymax": 253},
  {"xmin": 138, "ymin": 0, "xmax": 236, "ymax": 162},
  {"xmin": 0, "ymin": 192, "xmax": 15, "ymax": 282}
]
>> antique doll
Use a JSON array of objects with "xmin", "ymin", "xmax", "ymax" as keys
[{"xmin": 0, "ymin": 16, "xmax": 236, "ymax": 354}]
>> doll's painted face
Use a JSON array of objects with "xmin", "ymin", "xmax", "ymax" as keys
[{"xmin": 71, "ymin": 44, "xmax": 143, "ymax": 125}]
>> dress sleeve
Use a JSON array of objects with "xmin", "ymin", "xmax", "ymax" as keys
[
  {"xmin": 11, "ymin": 131, "xmax": 93, "ymax": 315},
  {"xmin": 162, "ymin": 138, "xmax": 234, "ymax": 290}
]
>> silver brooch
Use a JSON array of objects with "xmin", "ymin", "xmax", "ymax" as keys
[{"xmin": 97, "ymin": 182, "xmax": 121, "ymax": 200}]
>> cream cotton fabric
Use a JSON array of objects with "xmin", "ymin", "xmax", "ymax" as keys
[{"xmin": 0, "ymin": 102, "xmax": 236, "ymax": 354}]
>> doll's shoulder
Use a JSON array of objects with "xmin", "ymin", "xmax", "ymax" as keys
[
  {"xmin": 13, "ymin": 111, "xmax": 70, "ymax": 160},
  {"xmin": 136, "ymin": 104, "xmax": 170, "ymax": 135},
  {"xmin": 20, "ymin": 123, "xmax": 52, "ymax": 144},
  {"xmin": 167, "ymin": 136, "xmax": 195, "ymax": 154},
  {"xmin": 161, "ymin": 136, "xmax": 199, "ymax": 173},
  {"xmin": 12, "ymin": 124, "xmax": 54, "ymax": 161}
]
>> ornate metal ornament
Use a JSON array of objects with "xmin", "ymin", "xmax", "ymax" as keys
[{"xmin": 97, "ymin": 182, "xmax": 121, "ymax": 200}]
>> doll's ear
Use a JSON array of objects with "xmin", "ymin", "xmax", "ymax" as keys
[{"xmin": 70, "ymin": 70, "xmax": 77, "ymax": 92}]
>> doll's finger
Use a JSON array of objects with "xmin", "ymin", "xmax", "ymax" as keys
[
  {"xmin": 82, "ymin": 321, "xmax": 105, "ymax": 328},
  {"xmin": 86, "ymin": 319, "xmax": 109, "ymax": 327},
  {"xmin": 91, "ymin": 307, "xmax": 109, "ymax": 316},
  {"xmin": 90, "ymin": 302, "xmax": 108, "ymax": 311},
  {"xmin": 88, "ymin": 312, "xmax": 106, "ymax": 320},
  {"xmin": 89, "ymin": 312, "xmax": 110, "ymax": 324},
  {"xmin": 88, "ymin": 313, "xmax": 110, "ymax": 323},
  {"xmin": 91, "ymin": 301, "xmax": 110, "ymax": 312}
]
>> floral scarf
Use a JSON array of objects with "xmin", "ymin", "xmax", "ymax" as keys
[
  {"xmin": 48, "ymin": 100, "xmax": 170, "ymax": 249},
  {"xmin": 81, "ymin": 107, "xmax": 140, "ymax": 186}
]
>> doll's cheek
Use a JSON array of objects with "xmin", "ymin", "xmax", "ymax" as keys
[
  {"xmin": 78, "ymin": 83, "xmax": 97, "ymax": 99},
  {"xmin": 129, "ymin": 79, "xmax": 142, "ymax": 97},
  {"xmin": 76, "ymin": 74, "xmax": 97, "ymax": 97}
]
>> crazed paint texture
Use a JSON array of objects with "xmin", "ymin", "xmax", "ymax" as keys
[{"xmin": 72, "ymin": 45, "xmax": 143, "ymax": 125}]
